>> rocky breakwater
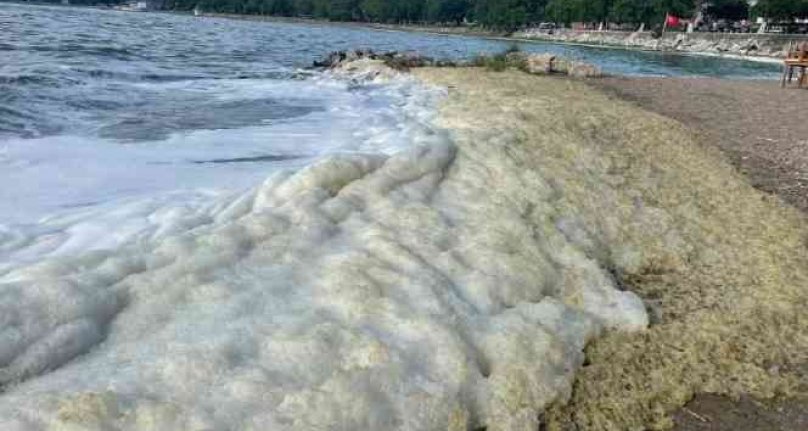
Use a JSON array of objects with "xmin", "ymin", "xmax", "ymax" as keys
[
  {"xmin": 513, "ymin": 29, "xmax": 808, "ymax": 59},
  {"xmin": 313, "ymin": 49, "xmax": 443, "ymax": 70},
  {"xmin": 314, "ymin": 49, "xmax": 602, "ymax": 78}
]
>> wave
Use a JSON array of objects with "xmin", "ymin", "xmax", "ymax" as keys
[
  {"xmin": 97, "ymin": 98, "xmax": 322, "ymax": 142},
  {"xmin": 191, "ymin": 154, "xmax": 309, "ymax": 164},
  {"xmin": 31, "ymin": 44, "xmax": 141, "ymax": 61},
  {"xmin": 0, "ymin": 74, "xmax": 66, "ymax": 87}
]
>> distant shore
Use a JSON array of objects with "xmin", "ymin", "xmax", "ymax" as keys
[
  {"xmin": 7, "ymin": 3, "xmax": 800, "ymax": 62},
  {"xmin": 191, "ymin": 11, "xmax": 799, "ymax": 63}
]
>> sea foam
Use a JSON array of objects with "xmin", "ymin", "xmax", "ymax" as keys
[{"xmin": 0, "ymin": 69, "xmax": 646, "ymax": 430}]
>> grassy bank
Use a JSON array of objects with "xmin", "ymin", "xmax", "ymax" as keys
[{"xmin": 413, "ymin": 67, "xmax": 808, "ymax": 430}]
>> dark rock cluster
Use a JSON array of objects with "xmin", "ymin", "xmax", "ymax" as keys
[
  {"xmin": 312, "ymin": 49, "xmax": 601, "ymax": 78},
  {"xmin": 313, "ymin": 50, "xmax": 460, "ymax": 71}
]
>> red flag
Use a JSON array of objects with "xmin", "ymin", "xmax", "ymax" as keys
[{"xmin": 665, "ymin": 14, "xmax": 681, "ymax": 27}]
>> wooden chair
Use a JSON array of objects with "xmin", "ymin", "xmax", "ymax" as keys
[{"xmin": 781, "ymin": 41, "xmax": 808, "ymax": 88}]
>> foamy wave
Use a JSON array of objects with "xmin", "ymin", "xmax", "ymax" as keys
[
  {"xmin": 0, "ymin": 69, "xmax": 646, "ymax": 430},
  {"xmin": 0, "ymin": 70, "xmax": 441, "ymax": 227}
]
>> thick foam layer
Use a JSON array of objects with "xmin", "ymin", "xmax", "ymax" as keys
[{"xmin": 0, "ymin": 68, "xmax": 646, "ymax": 430}]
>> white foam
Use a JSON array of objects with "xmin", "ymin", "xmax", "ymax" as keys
[{"xmin": 0, "ymin": 71, "xmax": 646, "ymax": 430}]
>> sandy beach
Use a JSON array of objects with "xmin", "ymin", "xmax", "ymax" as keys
[
  {"xmin": 586, "ymin": 76, "xmax": 808, "ymax": 431},
  {"xmin": 592, "ymin": 77, "xmax": 808, "ymax": 213}
]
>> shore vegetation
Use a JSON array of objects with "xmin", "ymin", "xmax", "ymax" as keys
[{"xmin": 167, "ymin": 0, "xmax": 807, "ymax": 31}]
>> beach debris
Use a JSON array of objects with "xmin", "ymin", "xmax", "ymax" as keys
[{"xmin": 682, "ymin": 407, "xmax": 711, "ymax": 423}]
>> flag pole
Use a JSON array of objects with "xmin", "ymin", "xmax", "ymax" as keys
[{"xmin": 658, "ymin": 13, "xmax": 668, "ymax": 49}]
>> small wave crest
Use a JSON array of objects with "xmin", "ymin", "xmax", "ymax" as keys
[{"xmin": 32, "ymin": 43, "xmax": 140, "ymax": 61}]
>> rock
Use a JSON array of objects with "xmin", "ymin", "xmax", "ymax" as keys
[
  {"xmin": 312, "ymin": 51, "xmax": 346, "ymax": 68},
  {"xmin": 384, "ymin": 51, "xmax": 436, "ymax": 70},
  {"xmin": 566, "ymin": 61, "xmax": 602, "ymax": 78},
  {"xmin": 330, "ymin": 58, "xmax": 400, "ymax": 82},
  {"xmin": 524, "ymin": 53, "xmax": 601, "ymax": 78},
  {"xmin": 313, "ymin": 50, "xmax": 436, "ymax": 71},
  {"xmin": 314, "ymin": 49, "xmax": 600, "ymax": 79},
  {"xmin": 525, "ymin": 53, "xmax": 557, "ymax": 74}
]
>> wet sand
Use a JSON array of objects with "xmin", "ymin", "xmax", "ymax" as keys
[{"xmin": 591, "ymin": 77, "xmax": 808, "ymax": 213}]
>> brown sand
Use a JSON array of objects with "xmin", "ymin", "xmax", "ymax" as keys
[
  {"xmin": 588, "ymin": 77, "xmax": 808, "ymax": 430},
  {"xmin": 414, "ymin": 68, "xmax": 808, "ymax": 430},
  {"xmin": 592, "ymin": 77, "xmax": 808, "ymax": 213},
  {"xmin": 671, "ymin": 394, "xmax": 808, "ymax": 431}
]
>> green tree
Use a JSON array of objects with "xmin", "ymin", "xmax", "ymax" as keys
[
  {"xmin": 475, "ymin": 0, "xmax": 531, "ymax": 30},
  {"xmin": 704, "ymin": 0, "xmax": 749, "ymax": 21},
  {"xmin": 425, "ymin": 0, "xmax": 470, "ymax": 24},
  {"xmin": 359, "ymin": 0, "xmax": 388, "ymax": 21},
  {"xmin": 546, "ymin": 0, "xmax": 614, "ymax": 25},
  {"xmin": 312, "ymin": 0, "xmax": 331, "ymax": 18},
  {"xmin": 327, "ymin": 0, "xmax": 359, "ymax": 20},
  {"xmin": 753, "ymin": 0, "xmax": 808, "ymax": 21},
  {"xmin": 653, "ymin": 0, "xmax": 696, "ymax": 20},
  {"xmin": 610, "ymin": 0, "xmax": 656, "ymax": 25},
  {"xmin": 294, "ymin": 0, "xmax": 315, "ymax": 15},
  {"xmin": 166, "ymin": 0, "xmax": 706, "ymax": 27}
]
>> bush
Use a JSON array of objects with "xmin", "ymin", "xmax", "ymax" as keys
[{"xmin": 472, "ymin": 44, "xmax": 525, "ymax": 71}]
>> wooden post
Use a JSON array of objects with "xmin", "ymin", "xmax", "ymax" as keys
[{"xmin": 782, "ymin": 41, "xmax": 794, "ymax": 88}]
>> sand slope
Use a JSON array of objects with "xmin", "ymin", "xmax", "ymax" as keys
[{"xmin": 414, "ymin": 68, "xmax": 808, "ymax": 430}]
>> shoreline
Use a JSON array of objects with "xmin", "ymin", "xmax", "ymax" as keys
[
  {"xmin": 5, "ymin": 3, "xmax": 796, "ymax": 63},
  {"xmin": 190, "ymin": 12, "xmax": 789, "ymax": 64}
]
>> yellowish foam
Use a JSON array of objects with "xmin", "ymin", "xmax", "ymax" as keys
[{"xmin": 414, "ymin": 67, "xmax": 808, "ymax": 430}]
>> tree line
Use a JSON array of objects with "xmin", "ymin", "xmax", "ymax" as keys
[
  {"xmin": 166, "ymin": 0, "xmax": 694, "ymax": 28},
  {"xmin": 37, "ymin": 0, "xmax": 808, "ymax": 29},
  {"xmin": 162, "ymin": 0, "xmax": 807, "ymax": 29}
]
